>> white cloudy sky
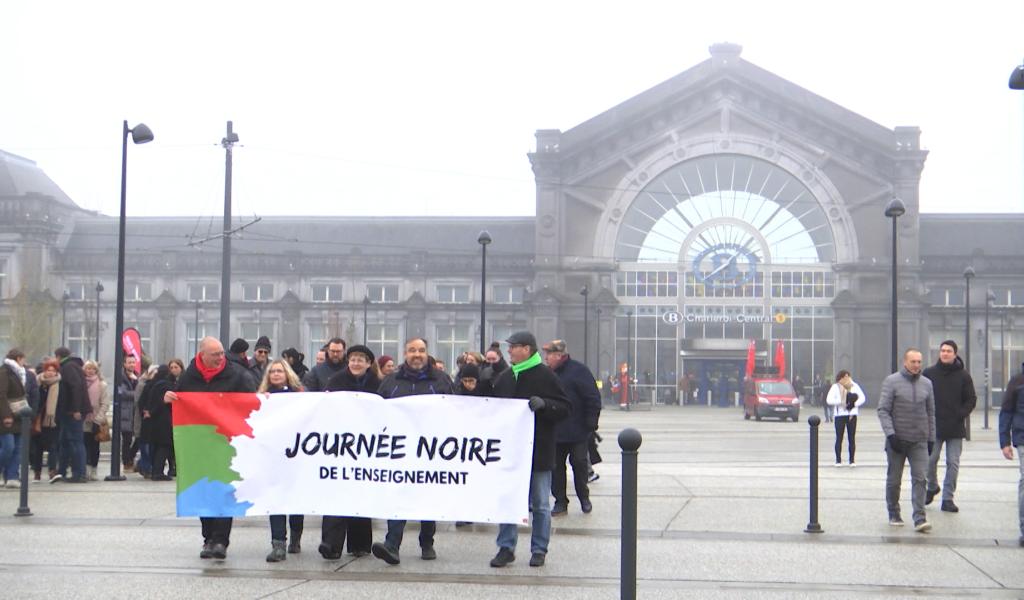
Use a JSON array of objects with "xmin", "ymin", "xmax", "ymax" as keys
[{"xmin": 3, "ymin": 1, "xmax": 1023, "ymax": 219}]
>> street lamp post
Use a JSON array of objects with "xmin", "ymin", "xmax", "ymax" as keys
[
  {"xmin": 193, "ymin": 300, "xmax": 200, "ymax": 357},
  {"xmin": 108, "ymin": 120, "xmax": 153, "ymax": 483},
  {"xmin": 985, "ymin": 288, "xmax": 994, "ymax": 429},
  {"xmin": 362, "ymin": 295, "xmax": 370, "ymax": 345},
  {"xmin": 596, "ymin": 306, "xmax": 603, "ymax": 378},
  {"xmin": 581, "ymin": 285, "xmax": 590, "ymax": 371},
  {"xmin": 963, "ymin": 265, "xmax": 975, "ymax": 441},
  {"xmin": 477, "ymin": 230, "xmax": 491, "ymax": 353},
  {"xmin": 626, "ymin": 309, "xmax": 634, "ymax": 410},
  {"xmin": 884, "ymin": 198, "xmax": 906, "ymax": 373},
  {"xmin": 94, "ymin": 282, "xmax": 104, "ymax": 361},
  {"xmin": 61, "ymin": 291, "xmax": 69, "ymax": 346},
  {"xmin": 219, "ymin": 121, "xmax": 239, "ymax": 345}
]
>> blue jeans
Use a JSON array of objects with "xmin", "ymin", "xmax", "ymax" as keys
[
  {"xmin": 927, "ymin": 437, "xmax": 962, "ymax": 501},
  {"xmin": 137, "ymin": 442, "xmax": 153, "ymax": 474},
  {"xmin": 496, "ymin": 470, "xmax": 552, "ymax": 555},
  {"xmin": 58, "ymin": 414, "xmax": 86, "ymax": 479},
  {"xmin": 0, "ymin": 434, "xmax": 15, "ymax": 481},
  {"xmin": 1017, "ymin": 447, "xmax": 1024, "ymax": 538}
]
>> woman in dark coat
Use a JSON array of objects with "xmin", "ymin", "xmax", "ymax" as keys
[
  {"xmin": 322, "ymin": 344, "xmax": 381, "ymax": 559},
  {"xmin": 258, "ymin": 359, "xmax": 306, "ymax": 562},
  {"xmin": 142, "ymin": 365, "xmax": 175, "ymax": 481}
]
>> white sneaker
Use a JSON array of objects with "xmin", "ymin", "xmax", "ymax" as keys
[
  {"xmin": 849, "ymin": 462, "xmax": 857, "ymax": 468},
  {"xmin": 834, "ymin": 462, "xmax": 842, "ymax": 468},
  {"xmin": 6, "ymin": 479, "xmax": 20, "ymax": 488}
]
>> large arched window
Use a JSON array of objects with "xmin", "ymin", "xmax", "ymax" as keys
[{"xmin": 614, "ymin": 154, "xmax": 835, "ymax": 265}]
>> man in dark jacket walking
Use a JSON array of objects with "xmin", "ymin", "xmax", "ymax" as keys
[
  {"xmin": 923, "ymin": 340, "xmax": 976, "ymax": 512},
  {"xmin": 542, "ymin": 339, "xmax": 600, "ymax": 516},
  {"xmin": 370, "ymin": 337, "xmax": 453, "ymax": 566},
  {"xmin": 488, "ymin": 331, "xmax": 571, "ymax": 569},
  {"xmin": 878, "ymin": 348, "xmax": 936, "ymax": 533},
  {"xmin": 302, "ymin": 338, "xmax": 346, "ymax": 391},
  {"xmin": 53, "ymin": 347, "xmax": 92, "ymax": 483},
  {"xmin": 164, "ymin": 336, "xmax": 257, "ymax": 560},
  {"xmin": 999, "ymin": 361, "xmax": 1024, "ymax": 546}
]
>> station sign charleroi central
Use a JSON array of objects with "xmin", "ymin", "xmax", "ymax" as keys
[{"xmin": 661, "ymin": 310, "xmax": 787, "ymax": 326}]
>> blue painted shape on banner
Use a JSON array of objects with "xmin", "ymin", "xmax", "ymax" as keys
[{"xmin": 176, "ymin": 477, "xmax": 253, "ymax": 517}]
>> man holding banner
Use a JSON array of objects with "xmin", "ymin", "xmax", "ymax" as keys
[
  {"xmin": 370, "ymin": 337, "xmax": 454, "ymax": 566},
  {"xmin": 165, "ymin": 337, "xmax": 256, "ymax": 560},
  {"xmin": 489, "ymin": 331, "xmax": 571, "ymax": 568}
]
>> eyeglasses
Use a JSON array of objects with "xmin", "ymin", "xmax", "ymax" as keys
[{"xmin": 255, "ymin": 349, "xmax": 269, "ymax": 355}]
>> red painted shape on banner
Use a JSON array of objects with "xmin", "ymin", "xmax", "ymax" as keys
[{"xmin": 173, "ymin": 392, "xmax": 262, "ymax": 439}]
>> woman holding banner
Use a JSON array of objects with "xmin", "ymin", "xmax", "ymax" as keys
[
  {"xmin": 321, "ymin": 345, "xmax": 380, "ymax": 559},
  {"xmin": 258, "ymin": 359, "xmax": 306, "ymax": 562}
]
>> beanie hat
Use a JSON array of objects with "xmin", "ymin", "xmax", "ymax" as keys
[
  {"xmin": 458, "ymin": 364, "xmax": 480, "ymax": 380},
  {"xmin": 377, "ymin": 355, "xmax": 393, "ymax": 369},
  {"xmin": 255, "ymin": 336, "xmax": 272, "ymax": 352},
  {"xmin": 229, "ymin": 338, "xmax": 249, "ymax": 354}
]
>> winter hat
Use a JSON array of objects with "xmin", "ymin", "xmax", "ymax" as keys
[
  {"xmin": 345, "ymin": 344, "xmax": 375, "ymax": 364},
  {"xmin": 377, "ymin": 355, "xmax": 393, "ymax": 369},
  {"xmin": 505, "ymin": 331, "xmax": 538, "ymax": 350},
  {"xmin": 255, "ymin": 336, "xmax": 272, "ymax": 352},
  {"xmin": 229, "ymin": 338, "xmax": 249, "ymax": 354},
  {"xmin": 458, "ymin": 364, "xmax": 480, "ymax": 380}
]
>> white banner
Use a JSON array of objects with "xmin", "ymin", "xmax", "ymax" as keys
[{"xmin": 226, "ymin": 392, "xmax": 534, "ymax": 524}]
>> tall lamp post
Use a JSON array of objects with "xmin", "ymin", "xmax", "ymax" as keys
[
  {"xmin": 94, "ymin": 282, "xmax": 104, "ymax": 361},
  {"xmin": 61, "ymin": 290, "xmax": 69, "ymax": 346},
  {"xmin": 477, "ymin": 230, "xmax": 491, "ymax": 353},
  {"xmin": 884, "ymin": 197, "xmax": 905, "ymax": 373},
  {"xmin": 626, "ymin": 309, "xmax": 634, "ymax": 410},
  {"xmin": 193, "ymin": 300, "xmax": 201, "ymax": 357},
  {"xmin": 595, "ymin": 306, "xmax": 603, "ymax": 378},
  {"xmin": 963, "ymin": 265, "xmax": 975, "ymax": 441},
  {"xmin": 219, "ymin": 121, "xmax": 239, "ymax": 345},
  {"xmin": 108, "ymin": 120, "xmax": 153, "ymax": 482},
  {"xmin": 580, "ymin": 285, "xmax": 590, "ymax": 370},
  {"xmin": 362, "ymin": 295, "xmax": 370, "ymax": 345},
  {"xmin": 984, "ymin": 288, "xmax": 994, "ymax": 429}
]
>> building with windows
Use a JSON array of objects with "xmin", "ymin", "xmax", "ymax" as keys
[{"xmin": 1, "ymin": 43, "xmax": 1022, "ymax": 405}]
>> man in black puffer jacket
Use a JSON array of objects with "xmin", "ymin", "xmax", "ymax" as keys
[
  {"xmin": 488, "ymin": 331, "xmax": 571, "ymax": 569},
  {"xmin": 370, "ymin": 337, "xmax": 453, "ymax": 566},
  {"xmin": 164, "ymin": 337, "xmax": 256, "ymax": 560},
  {"xmin": 923, "ymin": 339, "xmax": 976, "ymax": 513},
  {"xmin": 542, "ymin": 339, "xmax": 601, "ymax": 516}
]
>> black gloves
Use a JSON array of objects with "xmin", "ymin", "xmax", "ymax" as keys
[
  {"xmin": 528, "ymin": 396, "xmax": 545, "ymax": 412},
  {"xmin": 927, "ymin": 441, "xmax": 934, "ymax": 455},
  {"xmin": 887, "ymin": 435, "xmax": 899, "ymax": 453}
]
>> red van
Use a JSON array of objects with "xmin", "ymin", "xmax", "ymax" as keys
[{"xmin": 743, "ymin": 367, "xmax": 799, "ymax": 422}]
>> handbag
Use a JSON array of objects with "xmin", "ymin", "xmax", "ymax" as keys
[
  {"xmin": 95, "ymin": 422, "xmax": 111, "ymax": 443},
  {"xmin": 8, "ymin": 398, "xmax": 29, "ymax": 415}
]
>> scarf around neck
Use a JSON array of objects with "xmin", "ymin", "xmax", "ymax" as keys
[
  {"xmin": 511, "ymin": 352, "xmax": 542, "ymax": 380},
  {"xmin": 4, "ymin": 358, "xmax": 25, "ymax": 385},
  {"xmin": 195, "ymin": 352, "xmax": 227, "ymax": 383},
  {"xmin": 85, "ymin": 374, "xmax": 102, "ymax": 413}
]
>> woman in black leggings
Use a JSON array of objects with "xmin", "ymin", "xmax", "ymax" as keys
[{"xmin": 826, "ymin": 370, "xmax": 866, "ymax": 467}]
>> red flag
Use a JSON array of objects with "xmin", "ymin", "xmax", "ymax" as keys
[
  {"xmin": 774, "ymin": 341, "xmax": 786, "ymax": 379},
  {"xmin": 745, "ymin": 339, "xmax": 756, "ymax": 378},
  {"xmin": 122, "ymin": 327, "xmax": 143, "ymax": 374}
]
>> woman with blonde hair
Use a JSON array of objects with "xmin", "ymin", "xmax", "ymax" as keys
[
  {"xmin": 81, "ymin": 361, "xmax": 111, "ymax": 481},
  {"xmin": 257, "ymin": 359, "xmax": 305, "ymax": 561}
]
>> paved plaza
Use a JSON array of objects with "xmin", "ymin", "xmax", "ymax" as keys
[{"xmin": 1, "ymin": 404, "xmax": 1022, "ymax": 599}]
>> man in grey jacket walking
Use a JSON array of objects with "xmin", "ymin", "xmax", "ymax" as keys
[{"xmin": 878, "ymin": 348, "xmax": 936, "ymax": 532}]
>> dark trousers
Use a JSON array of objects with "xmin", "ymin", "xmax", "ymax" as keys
[
  {"xmin": 83, "ymin": 423, "xmax": 100, "ymax": 468},
  {"xmin": 322, "ymin": 516, "xmax": 373, "ymax": 553},
  {"xmin": 384, "ymin": 519, "xmax": 435, "ymax": 551},
  {"xmin": 30, "ymin": 427, "xmax": 60, "ymax": 474},
  {"xmin": 269, "ymin": 514, "xmax": 305, "ymax": 542},
  {"xmin": 122, "ymin": 432, "xmax": 137, "ymax": 466},
  {"xmin": 552, "ymin": 440, "xmax": 590, "ymax": 506},
  {"xmin": 834, "ymin": 415, "xmax": 858, "ymax": 463},
  {"xmin": 200, "ymin": 517, "xmax": 233, "ymax": 546},
  {"xmin": 151, "ymin": 443, "xmax": 173, "ymax": 477}
]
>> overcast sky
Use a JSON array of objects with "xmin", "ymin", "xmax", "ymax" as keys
[{"xmin": 4, "ymin": 1, "xmax": 1023, "ymax": 220}]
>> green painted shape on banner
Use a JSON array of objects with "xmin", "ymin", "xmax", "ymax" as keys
[{"xmin": 174, "ymin": 424, "xmax": 241, "ymax": 491}]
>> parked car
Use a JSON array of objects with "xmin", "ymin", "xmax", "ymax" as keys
[{"xmin": 743, "ymin": 368, "xmax": 799, "ymax": 421}]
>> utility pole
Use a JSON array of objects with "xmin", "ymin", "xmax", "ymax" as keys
[{"xmin": 219, "ymin": 121, "xmax": 239, "ymax": 345}]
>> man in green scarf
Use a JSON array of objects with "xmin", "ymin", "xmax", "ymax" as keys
[{"xmin": 488, "ymin": 331, "xmax": 571, "ymax": 568}]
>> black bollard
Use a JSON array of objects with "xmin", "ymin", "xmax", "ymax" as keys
[
  {"xmin": 805, "ymin": 415, "xmax": 822, "ymax": 533},
  {"xmin": 619, "ymin": 427, "xmax": 642, "ymax": 600},
  {"xmin": 15, "ymin": 412, "xmax": 32, "ymax": 517}
]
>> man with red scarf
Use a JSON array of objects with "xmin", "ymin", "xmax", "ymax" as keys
[{"xmin": 164, "ymin": 336, "xmax": 256, "ymax": 560}]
